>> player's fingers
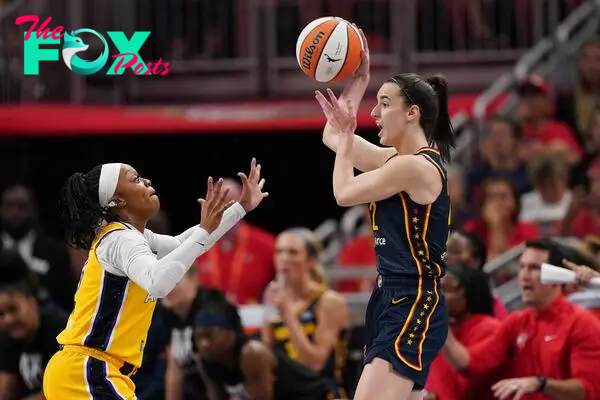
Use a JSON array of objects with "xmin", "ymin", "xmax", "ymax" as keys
[
  {"xmin": 254, "ymin": 164, "xmax": 262, "ymax": 183},
  {"xmin": 259, "ymin": 178, "xmax": 265, "ymax": 189},
  {"xmin": 358, "ymin": 29, "xmax": 369, "ymax": 52},
  {"xmin": 314, "ymin": 90, "xmax": 332, "ymax": 106},
  {"xmin": 212, "ymin": 187, "xmax": 229, "ymax": 214},
  {"xmin": 315, "ymin": 91, "xmax": 335, "ymax": 114},
  {"xmin": 326, "ymin": 88, "xmax": 339, "ymax": 108},
  {"xmin": 208, "ymin": 180, "xmax": 224, "ymax": 210},
  {"xmin": 206, "ymin": 176, "xmax": 213, "ymax": 199},
  {"xmin": 237, "ymin": 172, "xmax": 249, "ymax": 189},
  {"xmin": 212, "ymin": 178, "xmax": 223, "ymax": 204},
  {"xmin": 262, "ymin": 192, "xmax": 269, "ymax": 198}
]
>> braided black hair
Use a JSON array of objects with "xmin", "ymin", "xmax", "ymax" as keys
[
  {"xmin": 446, "ymin": 264, "xmax": 494, "ymax": 317},
  {"xmin": 60, "ymin": 165, "xmax": 120, "ymax": 250}
]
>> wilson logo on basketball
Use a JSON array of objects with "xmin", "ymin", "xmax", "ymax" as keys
[
  {"xmin": 296, "ymin": 17, "xmax": 364, "ymax": 83},
  {"xmin": 301, "ymin": 31, "xmax": 325, "ymax": 70}
]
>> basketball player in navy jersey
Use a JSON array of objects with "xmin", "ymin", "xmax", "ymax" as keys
[{"xmin": 315, "ymin": 32, "xmax": 455, "ymax": 400}]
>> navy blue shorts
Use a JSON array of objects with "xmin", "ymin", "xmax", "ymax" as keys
[{"xmin": 363, "ymin": 275, "xmax": 448, "ymax": 390}]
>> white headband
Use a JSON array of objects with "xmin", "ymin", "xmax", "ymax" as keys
[{"xmin": 98, "ymin": 163, "xmax": 121, "ymax": 208}]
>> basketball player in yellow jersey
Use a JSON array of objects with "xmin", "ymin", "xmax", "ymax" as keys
[{"xmin": 43, "ymin": 158, "xmax": 268, "ymax": 400}]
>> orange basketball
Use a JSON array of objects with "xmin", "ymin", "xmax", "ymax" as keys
[{"xmin": 296, "ymin": 17, "xmax": 364, "ymax": 83}]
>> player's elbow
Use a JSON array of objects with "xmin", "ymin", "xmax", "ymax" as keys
[
  {"xmin": 334, "ymin": 189, "xmax": 356, "ymax": 207},
  {"xmin": 148, "ymin": 285, "xmax": 171, "ymax": 299}
]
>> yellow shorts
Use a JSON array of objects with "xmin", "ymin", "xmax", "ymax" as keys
[{"xmin": 43, "ymin": 345, "xmax": 136, "ymax": 400}]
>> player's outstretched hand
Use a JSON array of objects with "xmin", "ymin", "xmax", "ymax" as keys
[
  {"xmin": 315, "ymin": 88, "xmax": 357, "ymax": 136},
  {"xmin": 198, "ymin": 177, "xmax": 231, "ymax": 233},
  {"xmin": 239, "ymin": 157, "xmax": 268, "ymax": 212}
]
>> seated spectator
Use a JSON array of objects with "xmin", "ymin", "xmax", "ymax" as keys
[
  {"xmin": 162, "ymin": 269, "xmax": 214, "ymax": 400},
  {"xmin": 442, "ymin": 239, "xmax": 600, "ymax": 399},
  {"xmin": 425, "ymin": 264, "xmax": 501, "ymax": 400},
  {"xmin": 336, "ymin": 207, "xmax": 376, "ymax": 293},
  {"xmin": 0, "ymin": 250, "xmax": 68, "ymax": 399},
  {"xmin": 560, "ymin": 157, "xmax": 600, "ymax": 238},
  {"xmin": 555, "ymin": 37, "xmax": 600, "ymax": 143},
  {"xmin": 194, "ymin": 179, "xmax": 275, "ymax": 305},
  {"xmin": 467, "ymin": 116, "xmax": 532, "ymax": 202},
  {"xmin": 194, "ymin": 291, "xmax": 331, "ymax": 399},
  {"xmin": 445, "ymin": 229, "xmax": 509, "ymax": 319},
  {"xmin": 519, "ymin": 152, "xmax": 572, "ymax": 234},
  {"xmin": 463, "ymin": 177, "xmax": 539, "ymax": 260},
  {"xmin": 0, "ymin": 184, "xmax": 76, "ymax": 311},
  {"xmin": 570, "ymin": 105, "xmax": 600, "ymax": 189},
  {"xmin": 132, "ymin": 302, "xmax": 169, "ymax": 400},
  {"xmin": 516, "ymin": 75, "xmax": 582, "ymax": 162},
  {"xmin": 262, "ymin": 228, "xmax": 349, "ymax": 399},
  {"xmin": 447, "ymin": 165, "xmax": 472, "ymax": 228}
]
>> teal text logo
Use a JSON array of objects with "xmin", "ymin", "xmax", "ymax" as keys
[{"xmin": 16, "ymin": 15, "xmax": 172, "ymax": 75}]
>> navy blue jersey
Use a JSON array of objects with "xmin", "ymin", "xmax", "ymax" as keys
[{"xmin": 370, "ymin": 147, "xmax": 451, "ymax": 280}]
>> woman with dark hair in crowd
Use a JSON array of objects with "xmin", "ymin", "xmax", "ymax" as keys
[
  {"xmin": 43, "ymin": 159, "xmax": 267, "ymax": 399},
  {"xmin": 194, "ymin": 290, "xmax": 331, "ymax": 400},
  {"xmin": 444, "ymin": 229, "xmax": 509, "ymax": 319},
  {"xmin": 425, "ymin": 264, "xmax": 500, "ymax": 400},
  {"xmin": 262, "ymin": 227, "xmax": 349, "ymax": 399},
  {"xmin": 463, "ymin": 176, "xmax": 539, "ymax": 260},
  {"xmin": 315, "ymin": 31, "xmax": 455, "ymax": 399},
  {"xmin": 0, "ymin": 250, "xmax": 68, "ymax": 399}
]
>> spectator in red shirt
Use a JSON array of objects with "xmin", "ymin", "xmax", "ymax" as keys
[
  {"xmin": 516, "ymin": 75, "xmax": 582, "ymax": 163},
  {"xmin": 425, "ymin": 264, "xmax": 500, "ymax": 400},
  {"xmin": 442, "ymin": 239, "xmax": 600, "ymax": 400},
  {"xmin": 561, "ymin": 158, "xmax": 600, "ymax": 238},
  {"xmin": 194, "ymin": 179, "xmax": 275, "ymax": 305},
  {"xmin": 463, "ymin": 177, "xmax": 539, "ymax": 260},
  {"xmin": 445, "ymin": 229, "xmax": 509, "ymax": 319}
]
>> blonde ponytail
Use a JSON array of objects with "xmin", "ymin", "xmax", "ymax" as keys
[
  {"xmin": 284, "ymin": 227, "xmax": 328, "ymax": 287},
  {"xmin": 309, "ymin": 262, "xmax": 328, "ymax": 287}
]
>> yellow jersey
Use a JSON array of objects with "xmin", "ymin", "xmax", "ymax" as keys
[{"xmin": 56, "ymin": 222, "xmax": 157, "ymax": 368}]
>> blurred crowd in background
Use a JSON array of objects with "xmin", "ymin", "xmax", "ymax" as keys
[{"xmin": 3, "ymin": 0, "xmax": 600, "ymax": 399}]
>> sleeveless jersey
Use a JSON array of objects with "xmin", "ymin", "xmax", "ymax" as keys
[
  {"xmin": 56, "ymin": 222, "xmax": 157, "ymax": 367},
  {"xmin": 270, "ymin": 286, "xmax": 346, "ymax": 391},
  {"xmin": 370, "ymin": 147, "xmax": 451, "ymax": 280}
]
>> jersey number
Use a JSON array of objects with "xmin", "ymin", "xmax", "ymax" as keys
[{"xmin": 369, "ymin": 202, "xmax": 379, "ymax": 231}]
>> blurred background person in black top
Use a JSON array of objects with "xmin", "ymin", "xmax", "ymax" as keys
[
  {"xmin": 194, "ymin": 291, "xmax": 330, "ymax": 400},
  {"xmin": 0, "ymin": 250, "xmax": 67, "ymax": 400},
  {"xmin": 0, "ymin": 184, "xmax": 75, "ymax": 311},
  {"xmin": 163, "ymin": 268, "xmax": 210, "ymax": 400}
]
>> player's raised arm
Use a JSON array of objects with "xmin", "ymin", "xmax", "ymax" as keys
[
  {"xmin": 320, "ymin": 29, "xmax": 396, "ymax": 172},
  {"xmin": 146, "ymin": 158, "xmax": 268, "ymax": 257}
]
